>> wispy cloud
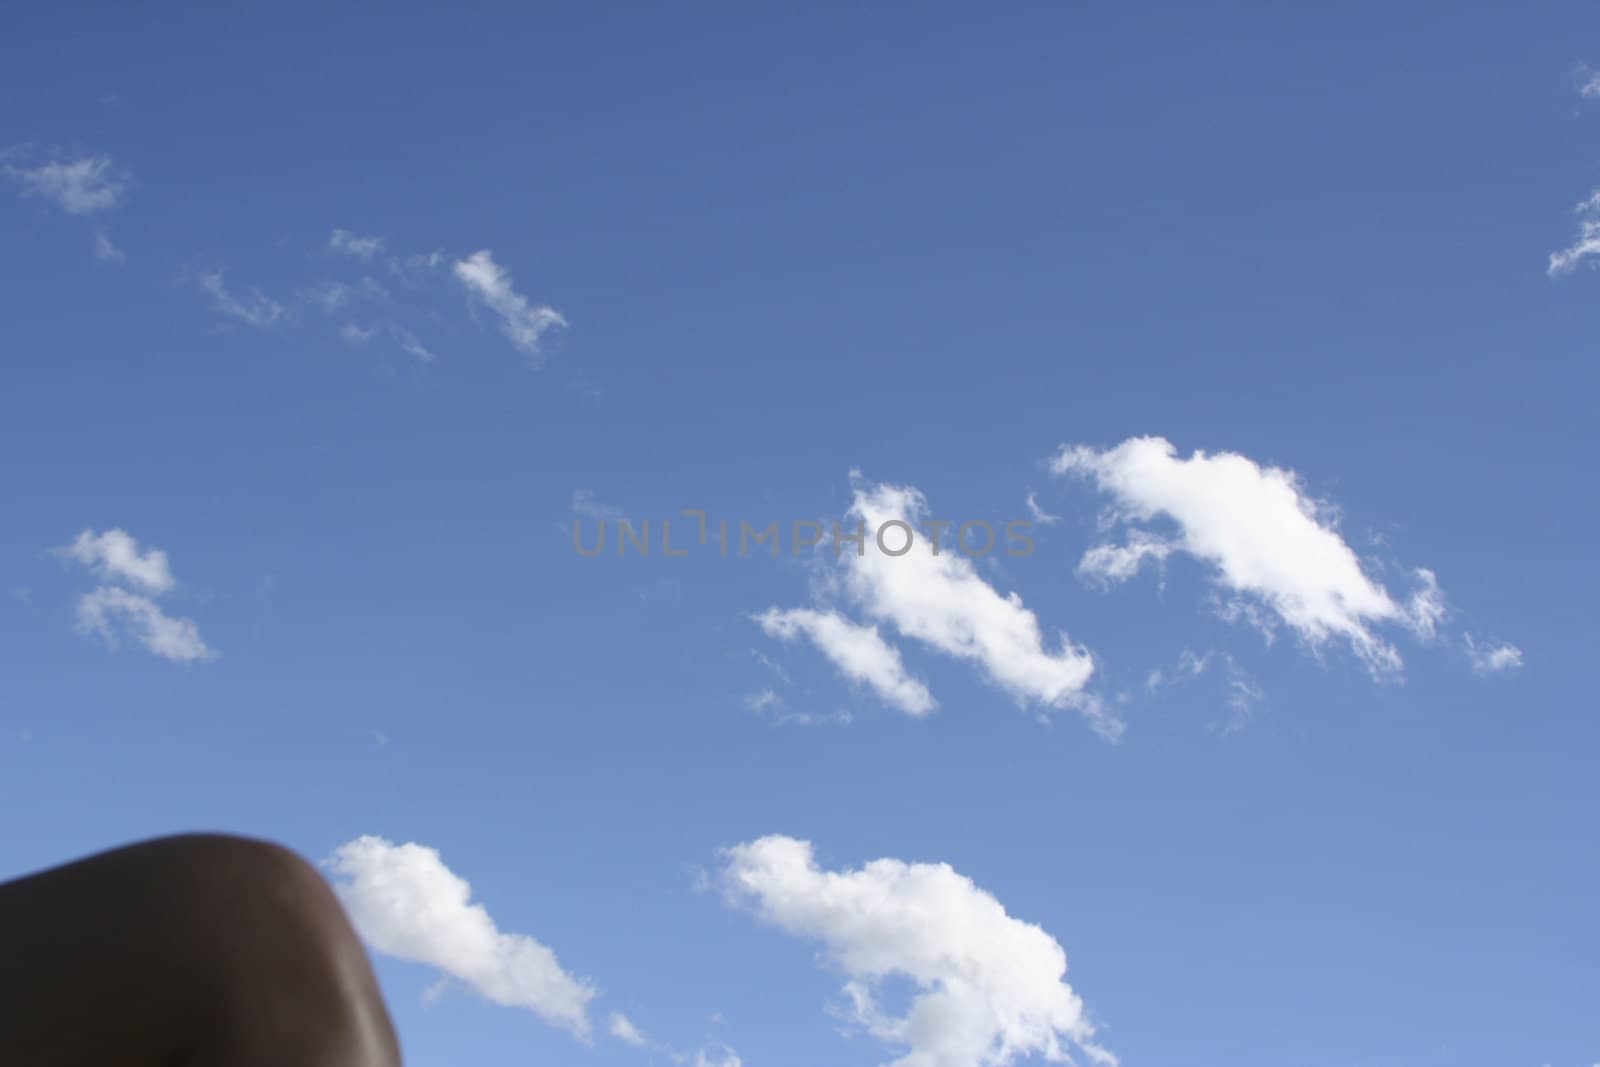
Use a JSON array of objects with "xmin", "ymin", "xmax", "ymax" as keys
[
  {"xmin": 329, "ymin": 228, "xmax": 386, "ymax": 260},
  {"xmin": 199, "ymin": 269, "xmax": 286, "ymax": 328},
  {"xmin": 5, "ymin": 154, "xmax": 126, "ymax": 214},
  {"xmin": 57, "ymin": 528, "xmax": 175, "ymax": 594},
  {"xmin": 327, "ymin": 836, "xmax": 596, "ymax": 1039},
  {"xmin": 572, "ymin": 489, "xmax": 625, "ymax": 522},
  {"xmin": 1548, "ymin": 190, "xmax": 1600, "ymax": 276},
  {"xmin": 1054, "ymin": 436, "xmax": 1442, "ymax": 674},
  {"xmin": 1465, "ymin": 634, "xmax": 1523, "ymax": 675},
  {"xmin": 93, "ymin": 228, "xmax": 125, "ymax": 264},
  {"xmin": 454, "ymin": 250, "xmax": 568, "ymax": 362},
  {"xmin": 719, "ymin": 835, "xmax": 1115, "ymax": 1067},
  {"xmin": 607, "ymin": 1012, "xmax": 648, "ymax": 1047},
  {"xmin": 753, "ymin": 607, "xmax": 935, "ymax": 716},
  {"xmin": 1025, "ymin": 490, "xmax": 1062, "ymax": 526},
  {"xmin": 74, "ymin": 586, "xmax": 216, "ymax": 663}
]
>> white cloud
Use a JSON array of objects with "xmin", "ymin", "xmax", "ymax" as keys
[
  {"xmin": 329, "ymin": 228, "xmax": 386, "ymax": 260},
  {"xmin": 199, "ymin": 270, "xmax": 286, "ymax": 328},
  {"xmin": 58, "ymin": 528, "xmax": 176, "ymax": 594},
  {"xmin": 1077, "ymin": 530, "xmax": 1175, "ymax": 587},
  {"xmin": 572, "ymin": 489, "xmax": 625, "ymax": 521},
  {"xmin": 454, "ymin": 250, "xmax": 567, "ymax": 362},
  {"xmin": 6, "ymin": 155, "xmax": 125, "ymax": 214},
  {"xmin": 608, "ymin": 1012, "xmax": 648, "ymax": 1047},
  {"xmin": 719, "ymin": 835, "xmax": 1114, "ymax": 1067},
  {"xmin": 692, "ymin": 1045, "xmax": 743, "ymax": 1067},
  {"xmin": 75, "ymin": 586, "xmax": 215, "ymax": 662},
  {"xmin": 1025, "ymin": 491, "xmax": 1061, "ymax": 526},
  {"xmin": 1465, "ymin": 635, "xmax": 1523, "ymax": 675},
  {"xmin": 1405, "ymin": 568, "xmax": 1447, "ymax": 641},
  {"xmin": 1580, "ymin": 66, "xmax": 1600, "ymax": 98},
  {"xmin": 340, "ymin": 323, "xmax": 377, "ymax": 345},
  {"xmin": 1054, "ymin": 437, "xmax": 1422, "ymax": 674},
  {"xmin": 389, "ymin": 325, "xmax": 436, "ymax": 363},
  {"xmin": 93, "ymin": 228, "xmax": 125, "ymax": 263},
  {"xmin": 327, "ymin": 836, "xmax": 596, "ymax": 1038},
  {"xmin": 1549, "ymin": 190, "xmax": 1600, "ymax": 276},
  {"xmin": 834, "ymin": 477, "xmax": 1109, "ymax": 734},
  {"xmin": 1150, "ymin": 649, "xmax": 1264, "ymax": 735},
  {"xmin": 754, "ymin": 607, "xmax": 936, "ymax": 717}
]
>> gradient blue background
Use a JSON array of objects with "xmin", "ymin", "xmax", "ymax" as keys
[{"xmin": 2, "ymin": 4, "xmax": 1595, "ymax": 1065}]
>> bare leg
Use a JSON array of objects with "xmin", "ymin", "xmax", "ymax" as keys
[{"xmin": 0, "ymin": 834, "xmax": 401, "ymax": 1067}]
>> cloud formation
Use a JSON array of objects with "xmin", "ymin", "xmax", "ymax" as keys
[
  {"xmin": 719, "ymin": 835, "xmax": 1114, "ymax": 1067},
  {"xmin": 754, "ymin": 607, "xmax": 936, "ymax": 716},
  {"xmin": 329, "ymin": 228, "xmax": 385, "ymax": 260},
  {"xmin": 58, "ymin": 528, "xmax": 175, "ymax": 594},
  {"xmin": 327, "ymin": 836, "xmax": 596, "ymax": 1039},
  {"xmin": 5, "ymin": 154, "xmax": 125, "ymax": 214},
  {"xmin": 56, "ymin": 528, "xmax": 215, "ymax": 663},
  {"xmin": 454, "ymin": 250, "xmax": 567, "ymax": 362},
  {"xmin": 1054, "ymin": 436, "xmax": 1438, "ymax": 673},
  {"xmin": 199, "ymin": 270, "xmax": 287, "ymax": 329},
  {"xmin": 838, "ymin": 477, "xmax": 1107, "ymax": 732},
  {"xmin": 75, "ymin": 585, "xmax": 215, "ymax": 663},
  {"xmin": 1548, "ymin": 190, "xmax": 1600, "ymax": 276},
  {"xmin": 1465, "ymin": 635, "xmax": 1523, "ymax": 675}
]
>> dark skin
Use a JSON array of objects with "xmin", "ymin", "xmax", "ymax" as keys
[{"xmin": 0, "ymin": 834, "xmax": 402, "ymax": 1066}]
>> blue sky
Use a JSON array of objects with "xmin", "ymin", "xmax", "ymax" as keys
[{"xmin": 2, "ymin": 4, "xmax": 1597, "ymax": 1066}]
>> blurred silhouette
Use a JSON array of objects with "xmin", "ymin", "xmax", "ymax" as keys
[{"xmin": 0, "ymin": 834, "xmax": 401, "ymax": 1066}]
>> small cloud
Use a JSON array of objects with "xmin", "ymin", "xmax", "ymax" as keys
[
  {"xmin": 389, "ymin": 325, "xmax": 436, "ymax": 363},
  {"xmin": 691, "ymin": 1044, "xmax": 743, "ymax": 1067},
  {"xmin": 199, "ymin": 269, "xmax": 286, "ymax": 329},
  {"xmin": 327, "ymin": 836, "xmax": 597, "ymax": 1039},
  {"xmin": 75, "ymin": 586, "xmax": 216, "ymax": 663},
  {"xmin": 1464, "ymin": 634, "xmax": 1523, "ymax": 675},
  {"xmin": 93, "ymin": 228, "xmax": 125, "ymax": 263},
  {"xmin": 753, "ymin": 607, "xmax": 936, "ymax": 717},
  {"xmin": 340, "ymin": 323, "xmax": 378, "ymax": 346},
  {"xmin": 1548, "ymin": 189, "xmax": 1600, "ymax": 276},
  {"xmin": 5, "ymin": 154, "xmax": 126, "ymax": 214},
  {"xmin": 1025, "ymin": 490, "xmax": 1062, "ymax": 526},
  {"xmin": 454, "ymin": 250, "xmax": 567, "ymax": 363},
  {"xmin": 607, "ymin": 1012, "xmax": 648, "ymax": 1047},
  {"xmin": 57, "ymin": 528, "xmax": 176, "ymax": 595},
  {"xmin": 572, "ymin": 489, "xmax": 624, "ymax": 521},
  {"xmin": 329, "ymin": 228, "xmax": 386, "ymax": 260}
]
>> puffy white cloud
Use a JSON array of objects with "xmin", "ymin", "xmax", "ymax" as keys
[
  {"xmin": 58, "ymin": 528, "xmax": 175, "ymax": 594},
  {"xmin": 329, "ymin": 228, "xmax": 385, "ymax": 260},
  {"xmin": 199, "ymin": 270, "xmax": 286, "ymax": 328},
  {"xmin": 836, "ymin": 478, "xmax": 1108, "ymax": 734},
  {"xmin": 1549, "ymin": 190, "xmax": 1600, "ymax": 276},
  {"xmin": 327, "ymin": 836, "xmax": 596, "ymax": 1038},
  {"xmin": 1054, "ymin": 437, "xmax": 1431, "ymax": 674},
  {"xmin": 75, "ymin": 586, "xmax": 215, "ymax": 662},
  {"xmin": 1465, "ymin": 635, "xmax": 1523, "ymax": 675},
  {"xmin": 754, "ymin": 607, "xmax": 936, "ymax": 717},
  {"xmin": 719, "ymin": 835, "xmax": 1114, "ymax": 1067},
  {"xmin": 454, "ymin": 250, "xmax": 567, "ymax": 362},
  {"xmin": 6, "ymin": 155, "xmax": 125, "ymax": 214}
]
